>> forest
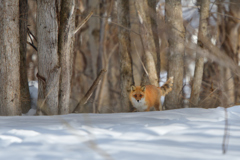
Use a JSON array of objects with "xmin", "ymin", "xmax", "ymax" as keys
[
  {"xmin": 1, "ymin": 0, "xmax": 240, "ymax": 159},
  {"xmin": 0, "ymin": 0, "xmax": 240, "ymax": 116}
]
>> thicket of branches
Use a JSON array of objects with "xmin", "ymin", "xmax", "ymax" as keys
[{"xmin": 0, "ymin": 0, "xmax": 240, "ymax": 115}]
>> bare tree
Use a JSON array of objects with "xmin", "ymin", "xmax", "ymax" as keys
[
  {"xmin": 118, "ymin": 0, "xmax": 134, "ymax": 112},
  {"xmin": 0, "ymin": 0, "xmax": 22, "ymax": 115},
  {"xmin": 211, "ymin": 0, "xmax": 240, "ymax": 107},
  {"xmin": 96, "ymin": 0, "xmax": 113, "ymax": 113},
  {"xmin": 37, "ymin": 0, "xmax": 60, "ymax": 115},
  {"xmin": 88, "ymin": 0, "xmax": 100, "ymax": 79},
  {"xmin": 20, "ymin": 0, "xmax": 31, "ymax": 113},
  {"xmin": 148, "ymin": 0, "xmax": 161, "ymax": 81},
  {"xmin": 135, "ymin": 0, "xmax": 159, "ymax": 87},
  {"xmin": 164, "ymin": 0, "xmax": 185, "ymax": 109},
  {"xmin": 190, "ymin": 0, "xmax": 210, "ymax": 107},
  {"xmin": 226, "ymin": 0, "xmax": 240, "ymax": 104},
  {"xmin": 58, "ymin": 0, "xmax": 75, "ymax": 114}
]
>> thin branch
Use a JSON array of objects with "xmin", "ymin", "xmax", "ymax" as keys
[
  {"xmin": 93, "ymin": 15, "xmax": 147, "ymax": 67},
  {"xmin": 27, "ymin": 42, "xmax": 38, "ymax": 51},
  {"xmin": 212, "ymin": 12, "xmax": 240, "ymax": 21},
  {"xmin": 74, "ymin": 11, "xmax": 93, "ymax": 34},
  {"xmin": 72, "ymin": 69, "xmax": 107, "ymax": 113},
  {"xmin": 27, "ymin": 27, "xmax": 38, "ymax": 51},
  {"xmin": 186, "ymin": 34, "xmax": 240, "ymax": 76},
  {"xmin": 27, "ymin": 27, "xmax": 38, "ymax": 42},
  {"xmin": 97, "ymin": 44, "xmax": 118, "ymax": 112},
  {"xmin": 110, "ymin": 21, "xmax": 140, "ymax": 36},
  {"xmin": 134, "ymin": 42, "xmax": 149, "ymax": 76}
]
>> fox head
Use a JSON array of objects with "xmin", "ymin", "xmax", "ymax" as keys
[{"xmin": 130, "ymin": 85, "xmax": 146, "ymax": 102}]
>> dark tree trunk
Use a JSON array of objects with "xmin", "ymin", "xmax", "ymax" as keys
[
  {"xmin": 118, "ymin": 0, "xmax": 134, "ymax": 112},
  {"xmin": 20, "ymin": 0, "xmax": 31, "ymax": 113}
]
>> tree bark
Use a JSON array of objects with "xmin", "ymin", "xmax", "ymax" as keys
[
  {"xmin": 58, "ymin": 0, "xmax": 75, "ymax": 114},
  {"xmin": 135, "ymin": 0, "xmax": 159, "ymax": 87},
  {"xmin": 164, "ymin": 0, "xmax": 185, "ymax": 109},
  {"xmin": 97, "ymin": 0, "xmax": 113, "ymax": 113},
  {"xmin": 118, "ymin": 0, "xmax": 134, "ymax": 112},
  {"xmin": 229, "ymin": 0, "xmax": 240, "ymax": 104},
  {"xmin": 37, "ymin": 0, "xmax": 60, "ymax": 115},
  {"xmin": 88, "ymin": 0, "xmax": 100, "ymax": 79},
  {"xmin": 148, "ymin": 0, "xmax": 161, "ymax": 82},
  {"xmin": 20, "ymin": 0, "xmax": 32, "ymax": 113},
  {"xmin": 0, "ymin": 0, "xmax": 22, "ymax": 115},
  {"xmin": 217, "ymin": 0, "xmax": 240, "ymax": 106},
  {"xmin": 190, "ymin": 0, "xmax": 210, "ymax": 107}
]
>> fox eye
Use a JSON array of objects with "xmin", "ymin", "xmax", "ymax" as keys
[
  {"xmin": 134, "ymin": 95, "xmax": 137, "ymax": 98},
  {"xmin": 139, "ymin": 94, "xmax": 143, "ymax": 98}
]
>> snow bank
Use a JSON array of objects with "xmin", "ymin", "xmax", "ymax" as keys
[{"xmin": 0, "ymin": 106, "xmax": 240, "ymax": 160}]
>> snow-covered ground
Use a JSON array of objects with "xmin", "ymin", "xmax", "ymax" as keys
[{"xmin": 0, "ymin": 105, "xmax": 240, "ymax": 160}]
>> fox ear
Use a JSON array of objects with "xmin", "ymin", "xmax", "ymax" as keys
[
  {"xmin": 131, "ymin": 85, "xmax": 136, "ymax": 91},
  {"xmin": 141, "ymin": 86, "xmax": 146, "ymax": 92}
]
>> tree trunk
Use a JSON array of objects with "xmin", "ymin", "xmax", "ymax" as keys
[
  {"xmin": 190, "ymin": 0, "xmax": 210, "ymax": 107},
  {"xmin": 58, "ymin": 0, "xmax": 75, "ymax": 114},
  {"xmin": 0, "ymin": 0, "xmax": 21, "ymax": 115},
  {"xmin": 164, "ymin": 0, "xmax": 185, "ymax": 109},
  {"xmin": 118, "ymin": 0, "xmax": 134, "ymax": 112},
  {"xmin": 148, "ymin": 0, "xmax": 161, "ymax": 83},
  {"xmin": 229, "ymin": 0, "xmax": 240, "ymax": 104},
  {"xmin": 97, "ymin": 0, "xmax": 113, "ymax": 113},
  {"xmin": 37, "ymin": 0, "xmax": 60, "ymax": 115},
  {"xmin": 88, "ymin": 0, "xmax": 100, "ymax": 79},
  {"xmin": 218, "ymin": 0, "xmax": 240, "ymax": 106},
  {"xmin": 20, "ymin": 0, "xmax": 32, "ymax": 113},
  {"xmin": 135, "ymin": 0, "xmax": 159, "ymax": 87}
]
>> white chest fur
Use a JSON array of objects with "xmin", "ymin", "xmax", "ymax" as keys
[{"xmin": 131, "ymin": 97, "xmax": 148, "ymax": 112}]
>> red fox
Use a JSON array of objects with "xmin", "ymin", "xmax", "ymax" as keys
[{"xmin": 129, "ymin": 77, "xmax": 173, "ymax": 112}]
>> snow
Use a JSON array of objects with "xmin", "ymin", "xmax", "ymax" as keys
[
  {"xmin": 1, "ymin": 103, "xmax": 240, "ymax": 159},
  {"xmin": 24, "ymin": 81, "xmax": 38, "ymax": 116}
]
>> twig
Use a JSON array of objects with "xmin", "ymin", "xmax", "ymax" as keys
[
  {"xmin": 97, "ymin": 44, "xmax": 118, "ymax": 112},
  {"xmin": 134, "ymin": 42, "xmax": 149, "ymax": 76},
  {"xmin": 36, "ymin": 73, "xmax": 46, "ymax": 84},
  {"xmin": 186, "ymin": 34, "xmax": 240, "ymax": 76},
  {"xmin": 74, "ymin": 11, "xmax": 93, "ymax": 34},
  {"xmin": 27, "ymin": 27, "xmax": 38, "ymax": 51},
  {"xmin": 72, "ymin": 69, "xmax": 107, "ymax": 113},
  {"xmin": 212, "ymin": 12, "xmax": 240, "ymax": 21},
  {"xmin": 27, "ymin": 27, "xmax": 38, "ymax": 42},
  {"xmin": 110, "ymin": 21, "xmax": 140, "ymax": 36},
  {"xmin": 95, "ymin": 16, "xmax": 147, "ymax": 70},
  {"xmin": 27, "ymin": 42, "xmax": 38, "ymax": 51}
]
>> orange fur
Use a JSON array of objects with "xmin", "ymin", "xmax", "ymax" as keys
[{"xmin": 129, "ymin": 77, "xmax": 173, "ymax": 112}]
